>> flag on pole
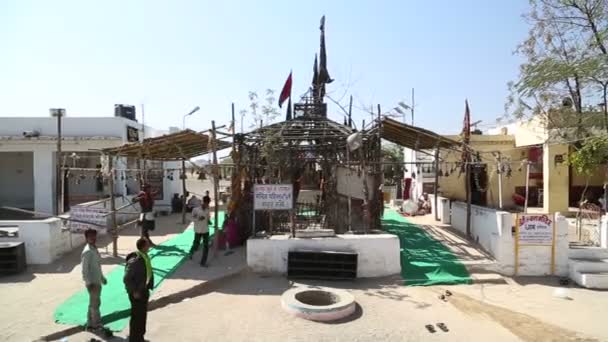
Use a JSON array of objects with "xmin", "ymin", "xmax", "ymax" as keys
[
  {"xmin": 228, "ymin": 119, "xmax": 235, "ymax": 134},
  {"xmin": 278, "ymin": 72, "xmax": 292, "ymax": 108}
]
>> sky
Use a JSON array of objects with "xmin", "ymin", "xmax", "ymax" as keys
[{"xmin": 0, "ymin": 0, "xmax": 530, "ymax": 135}]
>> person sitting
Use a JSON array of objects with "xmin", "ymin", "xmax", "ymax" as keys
[
  {"xmin": 187, "ymin": 195, "xmax": 201, "ymax": 213},
  {"xmin": 417, "ymin": 193, "xmax": 431, "ymax": 215}
]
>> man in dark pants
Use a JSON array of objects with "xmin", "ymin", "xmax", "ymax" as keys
[
  {"xmin": 189, "ymin": 196, "xmax": 211, "ymax": 266},
  {"xmin": 133, "ymin": 184, "xmax": 157, "ymax": 246},
  {"xmin": 124, "ymin": 238, "xmax": 154, "ymax": 342}
]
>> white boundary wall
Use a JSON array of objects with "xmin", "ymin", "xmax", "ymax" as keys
[
  {"xmin": 428, "ymin": 194, "xmax": 451, "ymax": 224},
  {"xmin": 247, "ymin": 234, "xmax": 401, "ymax": 278},
  {"xmin": 0, "ymin": 218, "xmax": 85, "ymax": 264},
  {"xmin": 450, "ymin": 201, "xmax": 568, "ymax": 276}
]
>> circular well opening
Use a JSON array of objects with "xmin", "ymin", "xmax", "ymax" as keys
[{"xmin": 294, "ymin": 290, "xmax": 340, "ymax": 306}]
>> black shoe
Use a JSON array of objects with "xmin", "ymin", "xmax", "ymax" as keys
[{"xmin": 200, "ymin": 263, "xmax": 208, "ymax": 267}]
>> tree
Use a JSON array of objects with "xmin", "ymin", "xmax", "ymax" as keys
[
  {"xmin": 382, "ymin": 143, "xmax": 404, "ymax": 185},
  {"xmin": 239, "ymin": 89, "xmax": 281, "ymax": 130},
  {"xmin": 506, "ymin": 0, "xmax": 608, "ymax": 139}
]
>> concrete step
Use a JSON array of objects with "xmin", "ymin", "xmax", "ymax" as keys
[
  {"xmin": 569, "ymin": 247, "xmax": 608, "ymax": 260},
  {"xmin": 569, "ymin": 258, "xmax": 608, "ymax": 273},
  {"xmin": 569, "ymin": 270, "xmax": 608, "ymax": 289}
]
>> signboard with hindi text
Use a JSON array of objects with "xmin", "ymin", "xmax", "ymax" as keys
[
  {"xmin": 254, "ymin": 184, "xmax": 293, "ymax": 210},
  {"xmin": 517, "ymin": 214, "xmax": 554, "ymax": 245},
  {"xmin": 69, "ymin": 205, "xmax": 108, "ymax": 233}
]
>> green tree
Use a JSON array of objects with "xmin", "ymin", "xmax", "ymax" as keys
[
  {"xmin": 382, "ymin": 143, "xmax": 404, "ymax": 185},
  {"xmin": 506, "ymin": 0, "xmax": 608, "ymax": 138}
]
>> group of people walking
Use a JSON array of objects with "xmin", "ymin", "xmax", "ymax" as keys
[{"xmin": 80, "ymin": 184, "xmax": 216, "ymax": 341}]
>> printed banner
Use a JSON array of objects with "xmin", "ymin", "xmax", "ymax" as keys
[
  {"xmin": 518, "ymin": 214, "xmax": 553, "ymax": 245},
  {"xmin": 254, "ymin": 184, "xmax": 293, "ymax": 210},
  {"xmin": 69, "ymin": 206, "xmax": 108, "ymax": 233}
]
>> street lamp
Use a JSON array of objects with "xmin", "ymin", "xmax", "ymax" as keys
[{"xmin": 182, "ymin": 106, "xmax": 200, "ymax": 130}]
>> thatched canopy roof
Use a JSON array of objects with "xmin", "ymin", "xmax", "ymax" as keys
[
  {"xmin": 102, "ymin": 129, "xmax": 231, "ymax": 161},
  {"xmin": 379, "ymin": 118, "xmax": 459, "ymax": 150}
]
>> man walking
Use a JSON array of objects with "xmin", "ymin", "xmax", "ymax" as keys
[
  {"xmin": 189, "ymin": 196, "xmax": 211, "ymax": 267},
  {"xmin": 124, "ymin": 238, "xmax": 154, "ymax": 342},
  {"xmin": 81, "ymin": 229, "xmax": 109, "ymax": 335},
  {"xmin": 133, "ymin": 184, "xmax": 157, "ymax": 246}
]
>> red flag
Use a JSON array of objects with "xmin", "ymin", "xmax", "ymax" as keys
[{"xmin": 278, "ymin": 72, "xmax": 292, "ymax": 108}]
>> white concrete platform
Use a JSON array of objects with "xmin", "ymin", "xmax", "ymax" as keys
[
  {"xmin": 247, "ymin": 234, "xmax": 401, "ymax": 278},
  {"xmin": 569, "ymin": 248, "xmax": 608, "ymax": 289}
]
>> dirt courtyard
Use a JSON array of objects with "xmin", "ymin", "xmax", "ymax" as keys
[{"xmin": 0, "ymin": 208, "xmax": 607, "ymax": 341}]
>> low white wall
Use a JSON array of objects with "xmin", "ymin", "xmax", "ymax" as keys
[
  {"xmin": 247, "ymin": 234, "xmax": 401, "ymax": 278},
  {"xmin": 450, "ymin": 201, "xmax": 568, "ymax": 276},
  {"xmin": 0, "ymin": 218, "xmax": 85, "ymax": 264},
  {"xmin": 428, "ymin": 194, "xmax": 450, "ymax": 223},
  {"xmin": 600, "ymin": 215, "xmax": 608, "ymax": 248}
]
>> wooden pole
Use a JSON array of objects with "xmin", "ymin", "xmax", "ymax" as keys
[
  {"xmin": 434, "ymin": 148, "xmax": 440, "ymax": 221},
  {"xmin": 377, "ymin": 104, "xmax": 382, "ymax": 229},
  {"xmin": 211, "ymin": 121, "xmax": 219, "ymax": 233},
  {"xmin": 108, "ymin": 155, "xmax": 118, "ymax": 257},
  {"xmin": 181, "ymin": 159, "xmax": 187, "ymax": 224},
  {"xmin": 348, "ymin": 95, "xmax": 353, "ymax": 128},
  {"xmin": 524, "ymin": 161, "xmax": 530, "ymax": 213},
  {"xmin": 498, "ymin": 153, "xmax": 503, "ymax": 209},
  {"xmin": 55, "ymin": 110, "xmax": 63, "ymax": 215},
  {"xmin": 465, "ymin": 162, "xmax": 472, "ymax": 237},
  {"xmin": 346, "ymin": 97, "xmax": 353, "ymax": 232}
]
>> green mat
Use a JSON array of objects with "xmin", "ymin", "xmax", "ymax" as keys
[
  {"xmin": 382, "ymin": 209, "xmax": 471, "ymax": 286},
  {"xmin": 54, "ymin": 213, "xmax": 225, "ymax": 332}
]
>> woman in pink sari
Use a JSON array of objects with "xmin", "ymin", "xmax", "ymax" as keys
[{"xmin": 224, "ymin": 213, "xmax": 240, "ymax": 248}]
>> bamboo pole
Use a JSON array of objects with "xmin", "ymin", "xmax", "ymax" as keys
[
  {"xmin": 181, "ymin": 160, "xmax": 187, "ymax": 224},
  {"xmin": 465, "ymin": 162, "xmax": 472, "ymax": 237},
  {"xmin": 211, "ymin": 120, "xmax": 220, "ymax": 233},
  {"xmin": 434, "ymin": 148, "xmax": 440, "ymax": 221},
  {"xmin": 108, "ymin": 156, "xmax": 118, "ymax": 257},
  {"xmin": 0, "ymin": 206, "xmax": 105, "ymax": 227}
]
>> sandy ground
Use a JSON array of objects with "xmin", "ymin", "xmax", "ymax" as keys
[{"xmin": 1, "ymin": 206, "xmax": 608, "ymax": 341}]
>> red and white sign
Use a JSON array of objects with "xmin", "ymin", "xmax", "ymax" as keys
[{"xmin": 518, "ymin": 214, "xmax": 553, "ymax": 245}]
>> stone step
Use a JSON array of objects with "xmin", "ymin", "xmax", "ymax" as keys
[
  {"xmin": 569, "ymin": 270, "xmax": 608, "ymax": 289},
  {"xmin": 569, "ymin": 247, "xmax": 608, "ymax": 260},
  {"xmin": 569, "ymin": 258, "xmax": 608, "ymax": 273}
]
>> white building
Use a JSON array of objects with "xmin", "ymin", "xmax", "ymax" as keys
[
  {"xmin": 402, "ymin": 148, "xmax": 437, "ymax": 201},
  {"xmin": 0, "ymin": 114, "xmax": 183, "ymax": 217}
]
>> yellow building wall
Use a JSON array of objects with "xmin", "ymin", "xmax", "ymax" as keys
[
  {"xmin": 437, "ymin": 135, "xmax": 526, "ymax": 209},
  {"xmin": 571, "ymin": 166, "xmax": 607, "ymax": 186}
]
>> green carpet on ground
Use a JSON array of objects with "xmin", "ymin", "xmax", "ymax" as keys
[
  {"xmin": 382, "ymin": 209, "xmax": 471, "ymax": 286},
  {"xmin": 54, "ymin": 212, "xmax": 225, "ymax": 332}
]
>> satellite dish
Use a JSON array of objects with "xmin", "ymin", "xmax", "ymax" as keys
[{"xmin": 347, "ymin": 132, "xmax": 362, "ymax": 152}]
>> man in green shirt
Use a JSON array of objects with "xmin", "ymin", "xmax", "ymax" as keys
[{"xmin": 81, "ymin": 229, "xmax": 107, "ymax": 334}]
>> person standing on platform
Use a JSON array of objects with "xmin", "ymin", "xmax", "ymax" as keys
[
  {"xmin": 133, "ymin": 184, "xmax": 157, "ymax": 247},
  {"xmin": 81, "ymin": 229, "xmax": 112, "ymax": 337},
  {"xmin": 124, "ymin": 238, "xmax": 154, "ymax": 342},
  {"xmin": 189, "ymin": 196, "xmax": 211, "ymax": 267},
  {"xmin": 203, "ymin": 190, "xmax": 211, "ymax": 204}
]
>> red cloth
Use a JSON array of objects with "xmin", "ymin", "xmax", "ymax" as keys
[
  {"xmin": 513, "ymin": 193, "xmax": 525, "ymax": 206},
  {"xmin": 278, "ymin": 72, "xmax": 292, "ymax": 108},
  {"xmin": 403, "ymin": 178, "xmax": 412, "ymax": 200},
  {"xmin": 225, "ymin": 219, "xmax": 240, "ymax": 247},
  {"xmin": 138, "ymin": 191, "xmax": 154, "ymax": 212}
]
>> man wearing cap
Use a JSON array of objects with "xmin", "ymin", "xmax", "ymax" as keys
[{"xmin": 133, "ymin": 184, "xmax": 157, "ymax": 246}]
